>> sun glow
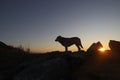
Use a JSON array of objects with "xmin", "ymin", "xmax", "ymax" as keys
[{"xmin": 99, "ymin": 47, "xmax": 106, "ymax": 52}]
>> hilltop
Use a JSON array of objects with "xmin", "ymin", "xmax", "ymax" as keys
[{"xmin": 0, "ymin": 40, "xmax": 120, "ymax": 80}]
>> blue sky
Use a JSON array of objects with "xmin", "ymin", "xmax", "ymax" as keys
[{"xmin": 0, "ymin": 0, "xmax": 120, "ymax": 52}]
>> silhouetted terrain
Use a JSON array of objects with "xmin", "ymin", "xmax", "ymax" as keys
[{"xmin": 0, "ymin": 40, "xmax": 120, "ymax": 80}]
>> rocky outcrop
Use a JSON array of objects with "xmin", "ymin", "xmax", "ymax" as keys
[
  {"xmin": 109, "ymin": 40, "xmax": 120, "ymax": 52},
  {"xmin": 87, "ymin": 41, "xmax": 103, "ymax": 55},
  {"xmin": 0, "ymin": 41, "xmax": 7, "ymax": 48},
  {"xmin": 0, "ymin": 41, "xmax": 26, "ymax": 54}
]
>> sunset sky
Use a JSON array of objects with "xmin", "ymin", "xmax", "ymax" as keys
[{"xmin": 0, "ymin": 0, "xmax": 120, "ymax": 52}]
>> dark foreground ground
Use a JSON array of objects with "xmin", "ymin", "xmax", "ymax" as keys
[
  {"xmin": 1, "ymin": 50, "xmax": 120, "ymax": 80},
  {"xmin": 0, "ymin": 40, "xmax": 120, "ymax": 80}
]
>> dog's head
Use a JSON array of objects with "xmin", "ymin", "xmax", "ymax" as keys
[{"xmin": 55, "ymin": 36, "xmax": 62, "ymax": 42}]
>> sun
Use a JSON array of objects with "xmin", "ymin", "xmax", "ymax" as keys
[{"xmin": 98, "ymin": 47, "xmax": 106, "ymax": 52}]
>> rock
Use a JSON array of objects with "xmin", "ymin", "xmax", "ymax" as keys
[
  {"xmin": 109, "ymin": 40, "xmax": 120, "ymax": 52},
  {"xmin": 0, "ymin": 41, "xmax": 7, "ymax": 48},
  {"xmin": 86, "ymin": 41, "xmax": 103, "ymax": 55}
]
